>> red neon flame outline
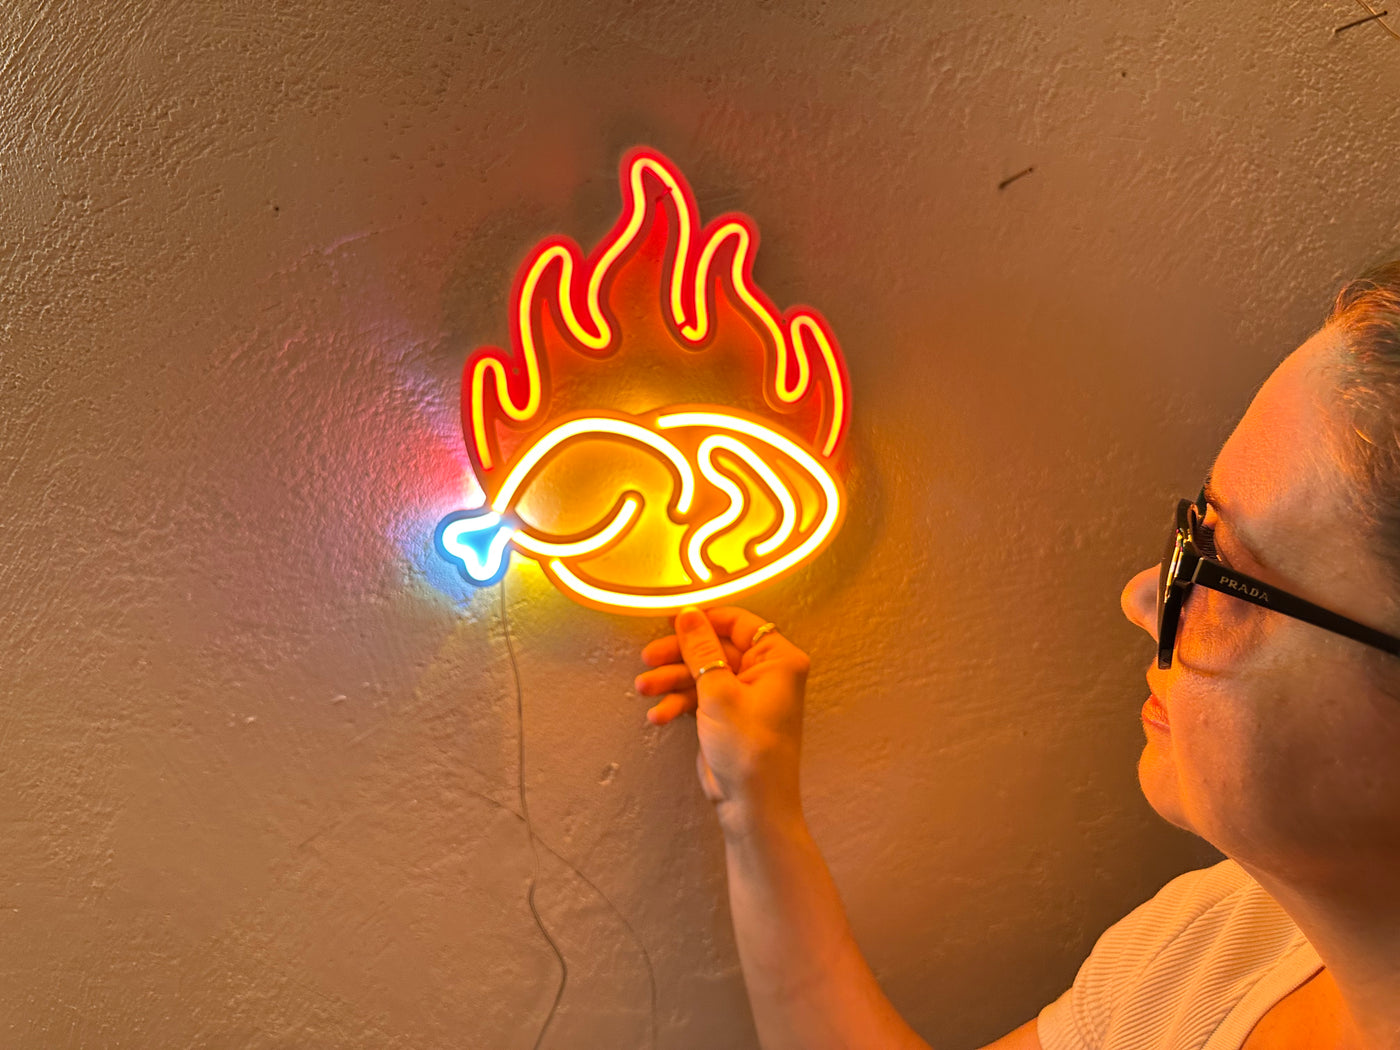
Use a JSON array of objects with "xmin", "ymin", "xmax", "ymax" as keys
[{"xmin": 463, "ymin": 147, "xmax": 850, "ymax": 474}]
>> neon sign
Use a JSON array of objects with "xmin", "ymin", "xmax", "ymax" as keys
[{"xmin": 436, "ymin": 147, "xmax": 851, "ymax": 615}]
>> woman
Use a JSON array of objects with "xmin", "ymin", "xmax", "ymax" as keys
[{"xmin": 633, "ymin": 262, "xmax": 1400, "ymax": 1050}]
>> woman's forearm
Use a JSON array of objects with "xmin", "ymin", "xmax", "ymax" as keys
[{"xmin": 721, "ymin": 810, "xmax": 933, "ymax": 1050}]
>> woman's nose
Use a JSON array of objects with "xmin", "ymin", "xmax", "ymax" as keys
[{"xmin": 1121, "ymin": 565, "xmax": 1158, "ymax": 642}]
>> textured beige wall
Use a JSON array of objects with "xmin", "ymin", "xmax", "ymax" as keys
[{"xmin": 4, "ymin": 1, "xmax": 1400, "ymax": 1047}]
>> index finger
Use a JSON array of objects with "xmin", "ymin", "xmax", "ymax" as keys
[
  {"xmin": 640, "ymin": 606, "xmax": 775, "ymax": 666},
  {"xmin": 693, "ymin": 606, "xmax": 776, "ymax": 648}
]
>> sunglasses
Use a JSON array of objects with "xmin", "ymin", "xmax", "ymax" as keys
[{"xmin": 1156, "ymin": 489, "xmax": 1400, "ymax": 669}]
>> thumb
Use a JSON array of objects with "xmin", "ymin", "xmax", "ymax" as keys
[{"xmin": 673, "ymin": 606, "xmax": 730, "ymax": 681}]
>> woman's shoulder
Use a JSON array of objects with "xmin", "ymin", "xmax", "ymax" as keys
[{"xmin": 1038, "ymin": 860, "xmax": 1313, "ymax": 1050}]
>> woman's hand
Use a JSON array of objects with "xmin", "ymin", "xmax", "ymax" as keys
[{"xmin": 636, "ymin": 605, "xmax": 810, "ymax": 835}]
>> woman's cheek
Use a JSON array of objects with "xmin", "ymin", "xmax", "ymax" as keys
[
  {"xmin": 1174, "ymin": 587, "xmax": 1271, "ymax": 673},
  {"xmin": 1168, "ymin": 679, "xmax": 1268, "ymax": 854}
]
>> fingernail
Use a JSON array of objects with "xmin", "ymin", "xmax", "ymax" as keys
[{"xmin": 675, "ymin": 606, "xmax": 704, "ymax": 632}]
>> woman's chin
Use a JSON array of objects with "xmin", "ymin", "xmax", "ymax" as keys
[{"xmin": 1138, "ymin": 742, "xmax": 1194, "ymax": 834}]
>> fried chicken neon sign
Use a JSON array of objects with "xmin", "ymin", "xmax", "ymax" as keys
[{"xmin": 436, "ymin": 148, "xmax": 850, "ymax": 615}]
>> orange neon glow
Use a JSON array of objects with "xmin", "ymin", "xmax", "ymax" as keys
[{"xmin": 437, "ymin": 148, "xmax": 852, "ymax": 615}]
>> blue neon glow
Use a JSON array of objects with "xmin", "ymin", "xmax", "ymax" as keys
[{"xmin": 435, "ymin": 510, "xmax": 515, "ymax": 586}]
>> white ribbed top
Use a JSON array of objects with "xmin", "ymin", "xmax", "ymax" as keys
[{"xmin": 1038, "ymin": 860, "xmax": 1323, "ymax": 1050}]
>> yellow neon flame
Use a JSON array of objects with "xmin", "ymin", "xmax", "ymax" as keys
[
  {"xmin": 791, "ymin": 316, "xmax": 846, "ymax": 458},
  {"xmin": 470, "ymin": 354, "xmax": 539, "ymax": 474},
  {"xmin": 470, "ymin": 158, "xmax": 692, "ymax": 471},
  {"xmin": 468, "ymin": 153, "xmax": 847, "ymax": 471},
  {"xmin": 543, "ymin": 411, "xmax": 842, "ymax": 611},
  {"xmin": 489, "ymin": 416, "xmax": 696, "ymax": 517},
  {"xmin": 680, "ymin": 222, "xmax": 802, "ymax": 383},
  {"xmin": 676, "ymin": 222, "xmax": 846, "ymax": 459},
  {"xmin": 589, "ymin": 158, "xmax": 692, "ymax": 341},
  {"xmin": 511, "ymin": 495, "xmax": 641, "ymax": 558}
]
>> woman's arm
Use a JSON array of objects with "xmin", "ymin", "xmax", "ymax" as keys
[
  {"xmin": 721, "ymin": 807, "xmax": 933, "ymax": 1050},
  {"xmin": 725, "ymin": 807, "xmax": 1045, "ymax": 1050},
  {"xmin": 638, "ymin": 606, "xmax": 1045, "ymax": 1050}
]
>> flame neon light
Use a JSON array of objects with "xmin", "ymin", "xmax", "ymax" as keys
[
  {"xmin": 465, "ymin": 148, "xmax": 849, "ymax": 473},
  {"xmin": 437, "ymin": 148, "xmax": 852, "ymax": 615}
]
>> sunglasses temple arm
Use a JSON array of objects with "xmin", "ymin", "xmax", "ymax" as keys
[{"xmin": 1193, "ymin": 559, "xmax": 1400, "ymax": 657}]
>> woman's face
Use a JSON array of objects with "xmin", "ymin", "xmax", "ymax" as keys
[{"xmin": 1121, "ymin": 327, "xmax": 1400, "ymax": 892}]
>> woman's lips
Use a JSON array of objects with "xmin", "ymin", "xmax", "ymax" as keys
[{"xmin": 1142, "ymin": 694, "xmax": 1171, "ymax": 731}]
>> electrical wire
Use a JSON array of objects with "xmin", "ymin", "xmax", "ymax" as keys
[
  {"xmin": 499, "ymin": 574, "xmax": 658, "ymax": 1050},
  {"xmin": 501, "ymin": 575, "xmax": 569, "ymax": 1048}
]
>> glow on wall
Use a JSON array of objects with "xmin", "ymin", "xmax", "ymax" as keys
[{"xmin": 436, "ymin": 147, "xmax": 850, "ymax": 615}]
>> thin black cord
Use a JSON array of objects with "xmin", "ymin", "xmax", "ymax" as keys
[
  {"xmin": 458, "ymin": 782, "xmax": 660, "ymax": 1049},
  {"xmin": 501, "ymin": 575, "xmax": 568, "ymax": 1050},
  {"xmin": 498, "ymin": 575, "xmax": 659, "ymax": 1049}
]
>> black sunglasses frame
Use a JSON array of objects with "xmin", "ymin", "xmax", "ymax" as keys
[{"xmin": 1156, "ymin": 491, "xmax": 1400, "ymax": 670}]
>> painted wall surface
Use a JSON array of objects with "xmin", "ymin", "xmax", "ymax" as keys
[{"xmin": 4, "ymin": 2, "xmax": 1399, "ymax": 1047}]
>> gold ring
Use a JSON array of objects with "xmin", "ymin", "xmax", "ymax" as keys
[
  {"xmin": 693, "ymin": 659, "xmax": 728, "ymax": 680},
  {"xmin": 750, "ymin": 622, "xmax": 779, "ymax": 645}
]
